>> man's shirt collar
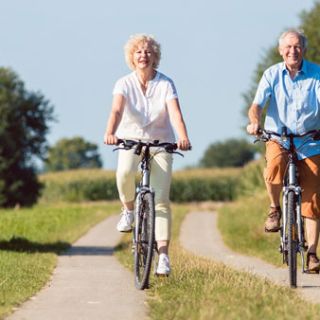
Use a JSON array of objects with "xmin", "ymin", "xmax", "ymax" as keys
[{"xmin": 281, "ymin": 59, "xmax": 306, "ymax": 75}]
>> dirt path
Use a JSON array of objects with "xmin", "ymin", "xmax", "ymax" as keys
[
  {"xmin": 7, "ymin": 215, "xmax": 147, "ymax": 320},
  {"xmin": 180, "ymin": 211, "xmax": 320, "ymax": 304}
]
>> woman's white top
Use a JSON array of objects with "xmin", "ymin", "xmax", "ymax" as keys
[{"xmin": 113, "ymin": 71, "xmax": 178, "ymax": 142}]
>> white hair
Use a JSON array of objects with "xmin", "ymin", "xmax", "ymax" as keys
[{"xmin": 278, "ymin": 29, "xmax": 307, "ymax": 49}]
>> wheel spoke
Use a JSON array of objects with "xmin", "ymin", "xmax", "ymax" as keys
[
  {"xmin": 287, "ymin": 191, "xmax": 297, "ymax": 288},
  {"xmin": 134, "ymin": 192, "xmax": 155, "ymax": 290}
]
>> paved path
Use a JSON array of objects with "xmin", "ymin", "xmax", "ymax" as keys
[
  {"xmin": 7, "ymin": 215, "xmax": 147, "ymax": 320},
  {"xmin": 180, "ymin": 211, "xmax": 320, "ymax": 304}
]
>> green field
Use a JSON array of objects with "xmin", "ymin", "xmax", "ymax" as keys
[
  {"xmin": 116, "ymin": 204, "xmax": 320, "ymax": 320},
  {"xmin": 2, "ymin": 164, "xmax": 320, "ymax": 319},
  {"xmin": 0, "ymin": 202, "xmax": 118, "ymax": 318}
]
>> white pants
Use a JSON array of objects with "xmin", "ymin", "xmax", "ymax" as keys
[{"xmin": 116, "ymin": 148, "xmax": 173, "ymax": 241}]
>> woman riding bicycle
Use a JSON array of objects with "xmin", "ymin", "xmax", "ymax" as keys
[
  {"xmin": 247, "ymin": 29, "xmax": 320, "ymax": 272},
  {"xmin": 104, "ymin": 34, "xmax": 191, "ymax": 275}
]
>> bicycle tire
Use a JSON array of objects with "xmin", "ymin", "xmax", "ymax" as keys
[
  {"xmin": 287, "ymin": 190, "xmax": 298, "ymax": 288},
  {"xmin": 134, "ymin": 191, "xmax": 155, "ymax": 290}
]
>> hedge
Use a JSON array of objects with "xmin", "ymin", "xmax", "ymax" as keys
[{"xmin": 39, "ymin": 168, "xmax": 242, "ymax": 203}]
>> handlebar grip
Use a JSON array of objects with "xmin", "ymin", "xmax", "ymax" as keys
[{"xmin": 134, "ymin": 143, "xmax": 143, "ymax": 155}]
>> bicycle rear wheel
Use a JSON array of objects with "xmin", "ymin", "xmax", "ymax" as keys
[
  {"xmin": 134, "ymin": 191, "xmax": 155, "ymax": 290},
  {"xmin": 287, "ymin": 190, "xmax": 298, "ymax": 288}
]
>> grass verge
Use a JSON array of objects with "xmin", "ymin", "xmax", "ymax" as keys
[
  {"xmin": 0, "ymin": 201, "xmax": 118, "ymax": 318},
  {"xmin": 115, "ymin": 203, "xmax": 320, "ymax": 319},
  {"xmin": 218, "ymin": 193, "xmax": 285, "ymax": 267}
]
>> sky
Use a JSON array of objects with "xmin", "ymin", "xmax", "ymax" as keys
[{"xmin": 0, "ymin": 0, "xmax": 317, "ymax": 170}]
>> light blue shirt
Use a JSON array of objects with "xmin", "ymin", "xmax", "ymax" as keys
[{"xmin": 254, "ymin": 59, "xmax": 320, "ymax": 159}]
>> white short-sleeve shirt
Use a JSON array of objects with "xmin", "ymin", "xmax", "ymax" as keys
[{"xmin": 113, "ymin": 71, "xmax": 178, "ymax": 142}]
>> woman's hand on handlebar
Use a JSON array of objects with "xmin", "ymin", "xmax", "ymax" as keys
[
  {"xmin": 104, "ymin": 133, "xmax": 119, "ymax": 145},
  {"xmin": 177, "ymin": 137, "xmax": 192, "ymax": 151}
]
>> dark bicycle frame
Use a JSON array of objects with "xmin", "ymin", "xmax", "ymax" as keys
[
  {"xmin": 114, "ymin": 139, "xmax": 184, "ymax": 289},
  {"xmin": 256, "ymin": 128, "xmax": 320, "ymax": 287}
]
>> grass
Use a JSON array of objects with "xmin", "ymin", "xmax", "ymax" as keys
[
  {"xmin": 218, "ymin": 193, "xmax": 286, "ymax": 267},
  {"xmin": 173, "ymin": 167, "xmax": 241, "ymax": 179},
  {"xmin": 115, "ymin": 203, "xmax": 320, "ymax": 319},
  {"xmin": 39, "ymin": 168, "xmax": 116, "ymax": 182},
  {"xmin": 40, "ymin": 167, "xmax": 241, "ymax": 182},
  {"xmin": 0, "ymin": 201, "xmax": 119, "ymax": 318}
]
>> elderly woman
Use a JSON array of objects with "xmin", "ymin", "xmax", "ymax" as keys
[{"xmin": 104, "ymin": 34, "xmax": 191, "ymax": 275}]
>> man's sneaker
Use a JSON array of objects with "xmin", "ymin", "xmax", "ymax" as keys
[
  {"xmin": 116, "ymin": 209, "xmax": 134, "ymax": 232},
  {"xmin": 307, "ymin": 252, "xmax": 320, "ymax": 273},
  {"xmin": 156, "ymin": 253, "xmax": 171, "ymax": 276},
  {"xmin": 265, "ymin": 206, "xmax": 281, "ymax": 232}
]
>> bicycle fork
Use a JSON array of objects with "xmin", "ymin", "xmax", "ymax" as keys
[{"xmin": 280, "ymin": 163, "xmax": 306, "ymax": 272}]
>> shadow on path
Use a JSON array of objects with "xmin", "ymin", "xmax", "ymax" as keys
[
  {"xmin": 0, "ymin": 237, "xmax": 70, "ymax": 253},
  {"xmin": 6, "ymin": 215, "xmax": 146, "ymax": 320},
  {"xmin": 0, "ymin": 236, "xmax": 116, "ymax": 256}
]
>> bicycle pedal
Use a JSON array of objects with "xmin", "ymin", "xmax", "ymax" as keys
[
  {"xmin": 119, "ymin": 229, "xmax": 133, "ymax": 233},
  {"xmin": 305, "ymin": 269, "xmax": 320, "ymax": 274},
  {"xmin": 264, "ymin": 227, "xmax": 281, "ymax": 233},
  {"xmin": 155, "ymin": 273, "xmax": 169, "ymax": 278}
]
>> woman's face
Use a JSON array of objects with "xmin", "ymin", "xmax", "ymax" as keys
[{"xmin": 132, "ymin": 41, "xmax": 155, "ymax": 70}]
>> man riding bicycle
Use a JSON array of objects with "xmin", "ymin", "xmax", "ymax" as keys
[{"xmin": 247, "ymin": 29, "xmax": 320, "ymax": 272}]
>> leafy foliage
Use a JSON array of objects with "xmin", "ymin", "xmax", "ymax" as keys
[
  {"xmin": 200, "ymin": 138, "xmax": 256, "ymax": 168},
  {"xmin": 242, "ymin": 2, "xmax": 320, "ymax": 123},
  {"xmin": 39, "ymin": 168, "xmax": 241, "ymax": 203},
  {"xmin": 45, "ymin": 137, "xmax": 103, "ymax": 172},
  {"xmin": 0, "ymin": 67, "xmax": 54, "ymax": 207}
]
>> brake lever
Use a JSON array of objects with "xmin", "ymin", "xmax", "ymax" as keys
[
  {"xmin": 254, "ymin": 136, "xmax": 269, "ymax": 143},
  {"xmin": 112, "ymin": 146, "xmax": 129, "ymax": 152},
  {"xmin": 254, "ymin": 130, "xmax": 271, "ymax": 143},
  {"xmin": 172, "ymin": 151, "xmax": 184, "ymax": 157}
]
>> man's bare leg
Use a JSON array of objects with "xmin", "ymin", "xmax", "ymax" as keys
[{"xmin": 305, "ymin": 217, "xmax": 320, "ymax": 253}]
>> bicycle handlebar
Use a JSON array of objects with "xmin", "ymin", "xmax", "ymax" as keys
[
  {"xmin": 113, "ymin": 139, "xmax": 191, "ymax": 156},
  {"xmin": 254, "ymin": 129, "xmax": 320, "ymax": 143}
]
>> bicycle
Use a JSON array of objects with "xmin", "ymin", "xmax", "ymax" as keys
[
  {"xmin": 255, "ymin": 128, "xmax": 320, "ymax": 288},
  {"xmin": 114, "ymin": 139, "xmax": 187, "ymax": 290}
]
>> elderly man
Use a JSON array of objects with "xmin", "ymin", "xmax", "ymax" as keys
[{"xmin": 247, "ymin": 29, "xmax": 320, "ymax": 272}]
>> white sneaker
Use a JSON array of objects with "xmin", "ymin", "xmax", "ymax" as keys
[
  {"xmin": 156, "ymin": 253, "xmax": 171, "ymax": 276},
  {"xmin": 116, "ymin": 209, "xmax": 134, "ymax": 232}
]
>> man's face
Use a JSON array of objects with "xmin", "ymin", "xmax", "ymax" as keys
[{"xmin": 278, "ymin": 33, "xmax": 305, "ymax": 70}]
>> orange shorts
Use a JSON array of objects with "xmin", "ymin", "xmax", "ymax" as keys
[{"xmin": 264, "ymin": 141, "xmax": 320, "ymax": 219}]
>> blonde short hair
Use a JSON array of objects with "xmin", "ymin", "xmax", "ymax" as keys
[{"xmin": 124, "ymin": 34, "xmax": 161, "ymax": 70}]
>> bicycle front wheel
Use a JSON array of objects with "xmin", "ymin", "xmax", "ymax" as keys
[
  {"xmin": 287, "ymin": 190, "xmax": 298, "ymax": 288},
  {"xmin": 134, "ymin": 191, "xmax": 155, "ymax": 290}
]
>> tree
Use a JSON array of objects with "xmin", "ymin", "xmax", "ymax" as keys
[
  {"xmin": 242, "ymin": 3, "xmax": 320, "ymax": 122},
  {"xmin": 200, "ymin": 138, "xmax": 256, "ymax": 168},
  {"xmin": 45, "ymin": 136, "xmax": 103, "ymax": 172},
  {"xmin": 0, "ymin": 67, "xmax": 54, "ymax": 207}
]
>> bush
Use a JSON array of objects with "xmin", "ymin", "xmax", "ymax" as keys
[
  {"xmin": 170, "ymin": 176, "xmax": 238, "ymax": 202},
  {"xmin": 40, "ymin": 168, "xmax": 241, "ymax": 203},
  {"xmin": 235, "ymin": 159, "xmax": 265, "ymax": 197},
  {"xmin": 39, "ymin": 169, "xmax": 118, "ymax": 202}
]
